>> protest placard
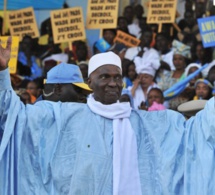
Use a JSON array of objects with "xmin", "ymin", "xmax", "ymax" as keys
[
  {"xmin": 50, "ymin": 7, "xmax": 86, "ymax": 44},
  {"xmin": 86, "ymin": 0, "xmax": 119, "ymax": 29},
  {"xmin": 114, "ymin": 30, "xmax": 140, "ymax": 47},
  {"xmin": 147, "ymin": 0, "xmax": 177, "ymax": 25},
  {"xmin": 8, "ymin": 7, "xmax": 39, "ymax": 40},
  {"xmin": 198, "ymin": 16, "xmax": 215, "ymax": 48},
  {"xmin": 0, "ymin": 36, "xmax": 19, "ymax": 73}
]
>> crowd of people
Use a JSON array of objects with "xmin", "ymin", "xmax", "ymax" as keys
[
  {"xmin": 1, "ymin": 0, "xmax": 215, "ymax": 194},
  {"xmin": 1, "ymin": 1, "xmax": 214, "ymax": 117}
]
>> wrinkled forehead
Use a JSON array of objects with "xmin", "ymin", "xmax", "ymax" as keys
[{"xmin": 92, "ymin": 64, "xmax": 122, "ymax": 76}]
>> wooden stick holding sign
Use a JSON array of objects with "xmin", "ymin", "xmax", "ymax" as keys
[
  {"xmin": 3, "ymin": 0, "xmax": 7, "ymax": 35},
  {"xmin": 158, "ymin": 23, "xmax": 162, "ymax": 33},
  {"xmin": 172, "ymin": 23, "xmax": 181, "ymax": 33},
  {"xmin": 69, "ymin": 42, "xmax": 73, "ymax": 51}
]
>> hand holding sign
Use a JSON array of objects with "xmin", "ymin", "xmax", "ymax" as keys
[{"xmin": 0, "ymin": 37, "xmax": 12, "ymax": 71}]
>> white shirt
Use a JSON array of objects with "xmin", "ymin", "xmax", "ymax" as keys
[
  {"xmin": 128, "ymin": 83, "xmax": 160, "ymax": 110},
  {"xmin": 161, "ymin": 49, "xmax": 175, "ymax": 71},
  {"xmin": 128, "ymin": 23, "xmax": 141, "ymax": 37}
]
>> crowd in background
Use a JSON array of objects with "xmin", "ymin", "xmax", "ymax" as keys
[{"xmin": 1, "ymin": 0, "xmax": 215, "ymax": 114}]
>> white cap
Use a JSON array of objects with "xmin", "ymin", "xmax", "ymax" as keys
[
  {"xmin": 177, "ymin": 100, "xmax": 207, "ymax": 117},
  {"xmin": 88, "ymin": 51, "xmax": 122, "ymax": 76},
  {"xmin": 136, "ymin": 65, "xmax": 156, "ymax": 77},
  {"xmin": 184, "ymin": 63, "xmax": 202, "ymax": 77}
]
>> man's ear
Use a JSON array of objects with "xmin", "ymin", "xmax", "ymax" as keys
[
  {"xmin": 54, "ymin": 84, "xmax": 62, "ymax": 96},
  {"xmin": 87, "ymin": 77, "xmax": 93, "ymax": 90}
]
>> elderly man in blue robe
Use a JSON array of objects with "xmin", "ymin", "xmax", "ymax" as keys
[{"xmin": 0, "ymin": 37, "xmax": 215, "ymax": 195}]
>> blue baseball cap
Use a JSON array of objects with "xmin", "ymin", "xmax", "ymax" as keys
[{"xmin": 46, "ymin": 62, "xmax": 92, "ymax": 91}]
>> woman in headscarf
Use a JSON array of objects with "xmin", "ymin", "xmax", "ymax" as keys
[
  {"xmin": 184, "ymin": 63, "xmax": 202, "ymax": 88},
  {"xmin": 156, "ymin": 40, "xmax": 191, "ymax": 91}
]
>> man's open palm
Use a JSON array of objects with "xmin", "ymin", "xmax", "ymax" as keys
[{"xmin": 0, "ymin": 37, "xmax": 12, "ymax": 70}]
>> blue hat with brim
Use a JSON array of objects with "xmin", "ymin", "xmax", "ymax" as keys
[{"xmin": 46, "ymin": 62, "xmax": 92, "ymax": 92}]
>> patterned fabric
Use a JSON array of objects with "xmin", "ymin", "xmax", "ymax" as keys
[
  {"xmin": 172, "ymin": 40, "xmax": 191, "ymax": 59},
  {"xmin": 156, "ymin": 71, "xmax": 183, "ymax": 91}
]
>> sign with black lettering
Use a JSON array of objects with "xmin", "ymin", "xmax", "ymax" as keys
[
  {"xmin": 0, "ymin": 36, "xmax": 19, "ymax": 73},
  {"xmin": 8, "ymin": 7, "xmax": 39, "ymax": 40},
  {"xmin": 86, "ymin": 0, "xmax": 119, "ymax": 29},
  {"xmin": 50, "ymin": 7, "xmax": 86, "ymax": 44},
  {"xmin": 147, "ymin": 0, "xmax": 177, "ymax": 24},
  {"xmin": 114, "ymin": 30, "xmax": 140, "ymax": 47}
]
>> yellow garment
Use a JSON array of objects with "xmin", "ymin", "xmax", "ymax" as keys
[{"xmin": 193, "ymin": 95, "xmax": 198, "ymax": 100}]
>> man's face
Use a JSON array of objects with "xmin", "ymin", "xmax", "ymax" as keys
[
  {"xmin": 44, "ymin": 84, "xmax": 88, "ymax": 103},
  {"xmin": 88, "ymin": 65, "xmax": 123, "ymax": 104},
  {"xmin": 60, "ymin": 84, "xmax": 87, "ymax": 103},
  {"xmin": 195, "ymin": 83, "xmax": 210, "ymax": 100},
  {"xmin": 140, "ymin": 32, "xmax": 153, "ymax": 48},
  {"xmin": 147, "ymin": 89, "xmax": 163, "ymax": 107},
  {"xmin": 103, "ymin": 30, "xmax": 116, "ymax": 45},
  {"xmin": 118, "ymin": 18, "xmax": 128, "ymax": 31},
  {"xmin": 156, "ymin": 36, "xmax": 169, "ymax": 53}
]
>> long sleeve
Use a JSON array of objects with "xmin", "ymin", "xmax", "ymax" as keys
[
  {"xmin": 184, "ymin": 97, "xmax": 215, "ymax": 195},
  {"xmin": 0, "ymin": 68, "xmax": 62, "ymax": 194},
  {"xmin": 0, "ymin": 68, "xmax": 23, "ymax": 155}
]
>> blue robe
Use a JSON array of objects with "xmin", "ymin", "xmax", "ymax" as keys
[{"xmin": 0, "ymin": 68, "xmax": 214, "ymax": 194}]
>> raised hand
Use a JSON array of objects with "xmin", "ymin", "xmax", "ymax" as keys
[
  {"xmin": 131, "ymin": 77, "xmax": 141, "ymax": 97},
  {"xmin": 0, "ymin": 37, "xmax": 12, "ymax": 71}
]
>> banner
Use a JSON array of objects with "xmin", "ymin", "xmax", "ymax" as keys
[
  {"xmin": 50, "ymin": 7, "xmax": 86, "ymax": 44},
  {"xmin": 0, "ymin": 36, "xmax": 19, "ymax": 73},
  {"xmin": 114, "ymin": 30, "xmax": 140, "ymax": 47},
  {"xmin": 198, "ymin": 16, "xmax": 215, "ymax": 48},
  {"xmin": 86, "ymin": 0, "xmax": 119, "ymax": 29},
  {"xmin": 95, "ymin": 38, "xmax": 111, "ymax": 52},
  {"xmin": 164, "ymin": 64, "xmax": 209, "ymax": 100},
  {"xmin": 7, "ymin": 7, "xmax": 39, "ymax": 41},
  {"xmin": 147, "ymin": 0, "xmax": 177, "ymax": 24}
]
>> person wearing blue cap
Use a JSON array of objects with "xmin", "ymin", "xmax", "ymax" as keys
[
  {"xmin": 37, "ymin": 62, "xmax": 92, "ymax": 103},
  {"xmin": 3, "ymin": 37, "xmax": 215, "ymax": 194}
]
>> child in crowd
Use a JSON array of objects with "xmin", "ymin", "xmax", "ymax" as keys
[
  {"xmin": 122, "ymin": 60, "xmax": 137, "ymax": 88},
  {"xmin": 138, "ymin": 88, "xmax": 166, "ymax": 111},
  {"xmin": 193, "ymin": 78, "xmax": 213, "ymax": 100}
]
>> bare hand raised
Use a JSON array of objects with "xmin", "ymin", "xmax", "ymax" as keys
[{"xmin": 0, "ymin": 37, "xmax": 12, "ymax": 71}]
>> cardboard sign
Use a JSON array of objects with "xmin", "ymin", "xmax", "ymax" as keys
[
  {"xmin": 8, "ymin": 7, "xmax": 39, "ymax": 40},
  {"xmin": 198, "ymin": 16, "xmax": 215, "ymax": 48},
  {"xmin": 147, "ymin": 0, "xmax": 177, "ymax": 24},
  {"xmin": 86, "ymin": 0, "xmax": 119, "ymax": 29},
  {"xmin": 0, "ymin": 36, "xmax": 19, "ymax": 73},
  {"xmin": 114, "ymin": 30, "xmax": 140, "ymax": 47},
  {"xmin": 50, "ymin": 7, "xmax": 86, "ymax": 44}
]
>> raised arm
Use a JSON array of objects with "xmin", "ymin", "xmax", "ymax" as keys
[{"xmin": 0, "ymin": 37, "xmax": 12, "ymax": 71}]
